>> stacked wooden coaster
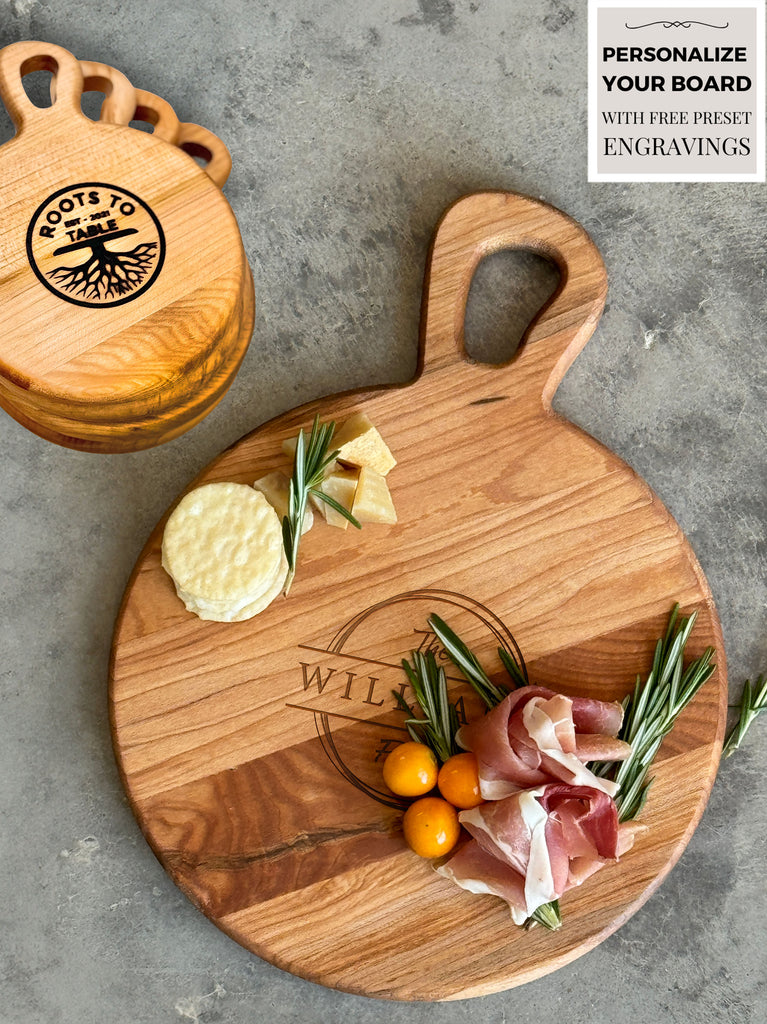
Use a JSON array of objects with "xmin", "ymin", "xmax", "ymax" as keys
[{"xmin": 0, "ymin": 41, "xmax": 255, "ymax": 452}]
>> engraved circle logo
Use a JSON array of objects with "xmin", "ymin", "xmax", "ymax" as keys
[
  {"xmin": 26, "ymin": 182, "xmax": 165, "ymax": 308},
  {"xmin": 288, "ymin": 589, "xmax": 526, "ymax": 807}
]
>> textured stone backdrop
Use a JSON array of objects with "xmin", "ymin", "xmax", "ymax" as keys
[{"xmin": 0, "ymin": 2, "xmax": 764, "ymax": 1022}]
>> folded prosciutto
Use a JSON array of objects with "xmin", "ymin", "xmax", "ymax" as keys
[
  {"xmin": 437, "ymin": 783, "xmax": 638, "ymax": 924},
  {"xmin": 456, "ymin": 686, "xmax": 631, "ymax": 800}
]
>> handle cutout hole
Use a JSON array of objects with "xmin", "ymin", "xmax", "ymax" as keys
[
  {"xmin": 129, "ymin": 105, "xmax": 160, "ymax": 133},
  {"xmin": 20, "ymin": 57, "xmax": 58, "ymax": 109},
  {"xmin": 0, "ymin": 102, "xmax": 13, "ymax": 145},
  {"xmin": 80, "ymin": 74, "xmax": 116, "ymax": 120},
  {"xmin": 464, "ymin": 249, "xmax": 560, "ymax": 364},
  {"xmin": 81, "ymin": 90, "xmax": 107, "ymax": 121},
  {"xmin": 179, "ymin": 140, "xmax": 212, "ymax": 168}
]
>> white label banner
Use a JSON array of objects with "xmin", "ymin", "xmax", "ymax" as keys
[{"xmin": 588, "ymin": 0, "xmax": 765, "ymax": 181}]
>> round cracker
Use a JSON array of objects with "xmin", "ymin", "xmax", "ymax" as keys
[
  {"xmin": 173, "ymin": 551, "xmax": 286, "ymax": 620},
  {"xmin": 182, "ymin": 551, "xmax": 288, "ymax": 622},
  {"xmin": 172, "ymin": 541, "xmax": 283, "ymax": 616},
  {"xmin": 162, "ymin": 482, "xmax": 283, "ymax": 607}
]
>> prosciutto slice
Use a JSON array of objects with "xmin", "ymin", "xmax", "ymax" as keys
[
  {"xmin": 437, "ymin": 784, "xmax": 638, "ymax": 924},
  {"xmin": 456, "ymin": 686, "xmax": 631, "ymax": 800}
]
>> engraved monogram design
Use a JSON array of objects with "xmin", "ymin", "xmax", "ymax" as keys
[{"xmin": 287, "ymin": 589, "xmax": 523, "ymax": 806}]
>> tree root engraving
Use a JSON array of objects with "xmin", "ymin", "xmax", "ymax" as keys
[{"xmin": 47, "ymin": 240, "xmax": 159, "ymax": 302}]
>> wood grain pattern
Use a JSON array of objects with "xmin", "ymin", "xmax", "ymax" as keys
[
  {"xmin": 0, "ymin": 41, "xmax": 253, "ymax": 452},
  {"xmin": 110, "ymin": 191, "xmax": 726, "ymax": 1000}
]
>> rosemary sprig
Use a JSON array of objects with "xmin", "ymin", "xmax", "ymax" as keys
[
  {"xmin": 723, "ymin": 674, "xmax": 767, "ymax": 757},
  {"xmin": 395, "ymin": 650, "xmax": 461, "ymax": 764},
  {"xmin": 528, "ymin": 606, "xmax": 714, "ymax": 930},
  {"xmin": 428, "ymin": 613, "xmax": 520, "ymax": 707},
  {"xmin": 525, "ymin": 900, "xmax": 561, "ymax": 931},
  {"xmin": 427, "ymin": 614, "xmax": 555, "ymax": 926},
  {"xmin": 282, "ymin": 414, "xmax": 361, "ymax": 595},
  {"xmin": 429, "ymin": 605, "xmax": 716, "ymax": 931},
  {"xmin": 498, "ymin": 646, "xmax": 529, "ymax": 689},
  {"xmin": 592, "ymin": 604, "xmax": 716, "ymax": 822}
]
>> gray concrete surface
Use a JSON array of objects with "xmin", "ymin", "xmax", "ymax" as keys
[{"xmin": 1, "ymin": 1, "xmax": 765, "ymax": 1022}]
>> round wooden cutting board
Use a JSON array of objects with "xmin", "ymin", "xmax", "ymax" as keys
[
  {"xmin": 0, "ymin": 41, "xmax": 253, "ymax": 452},
  {"xmin": 110, "ymin": 191, "xmax": 726, "ymax": 1001}
]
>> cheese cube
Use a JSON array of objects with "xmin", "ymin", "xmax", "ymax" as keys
[
  {"xmin": 351, "ymin": 466, "xmax": 397, "ymax": 525},
  {"xmin": 310, "ymin": 467, "xmax": 359, "ymax": 529},
  {"xmin": 281, "ymin": 435, "xmax": 298, "ymax": 460},
  {"xmin": 333, "ymin": 412, "xmax": 396, "ymax": 476},
  {"xmin": 253, "ymin": 472, "xmax": 313, "ymax": 534}
]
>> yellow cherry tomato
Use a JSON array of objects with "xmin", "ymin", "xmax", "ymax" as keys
[
  {"xmin": 382, "ymin": 741, "xmax": 438, "ymax": 797},
  {"xmin": 402, "ymin": 796, "xmax": 461, "ymax": 858},
  {"xmin": 437, "ymin": 752, "xmax": 483, "ymax": 809}
]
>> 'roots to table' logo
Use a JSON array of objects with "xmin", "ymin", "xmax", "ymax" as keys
[{"xmin": 26, "ymin": 182, "xmax": 165, "ymax": 308}]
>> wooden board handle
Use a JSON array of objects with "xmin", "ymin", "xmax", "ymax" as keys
[
  {"xmin": 76, "ymin": 59, "xmax": 136, "ymax": 125},
  {"xmin": 70, "ymin": 60, "xmax": 231, "ymax": 189},
  {"xmin": 131, "ymin": 87, "xmax": 181, "ymax": 143},
  {"xmin": 0, "ymin": 40, "xmax": 84, "ymax": 130},
  {"xmin": 419, "ymin": 191, "xmax": 608, "ymax": 406},
  {"xmin": 176, "ymin": 122, "xmax": 232, "ymax": 188}
]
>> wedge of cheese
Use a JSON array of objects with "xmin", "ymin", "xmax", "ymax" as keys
[
  {"xmin": 351, "ymin": 466, "xmax": 397, "ymax": 525},
  {"xmin": 253, "ymin": 471, "xmax": 313, "ymax": 534},
  {"xmin": 310, "ymin": 467, "xmax": 359, "ymax": 529},
  {"xmin": 281, "ymin": 435, "xmax": 298, "ymax": 460},
  {"xmin": 333, "ymin": 412, "xmax": 396, "ymax": 476}
]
